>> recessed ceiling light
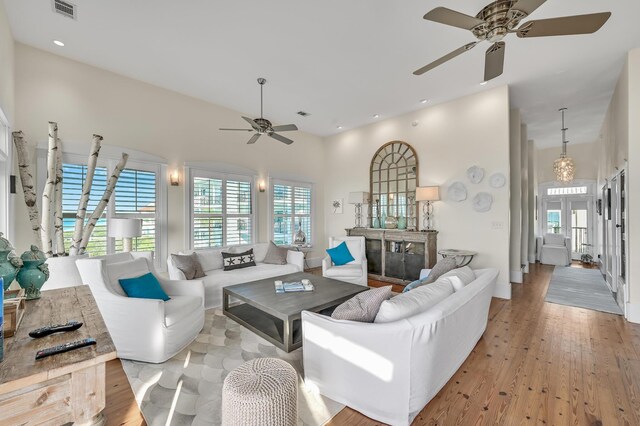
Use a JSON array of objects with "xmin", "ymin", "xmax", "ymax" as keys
[
  {"xmin": 420, "ymin": 99, "xmax": 428, "ymax": 104},
  {"xmin": 53, "ymin": 40, "xmax": 65, "ymax": 47},
  {"xmin": 373, "ymin": 114, "xmax": 380, "ymax": 119},
  {"xmin": 480, "ymin": 81, "xmax": 488, "ymax": 86},
  {"xmin": 337, "ymin": 126, "xmax": 343, "ymax": 129}
]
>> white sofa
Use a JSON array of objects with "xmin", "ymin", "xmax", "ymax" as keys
[
  {"xmin": 76, "ymin": 252, "xmax": 205, "ymax": 363},
  {"xmin": 168, "ymin": 243, "xmax": 305, "ymax": 309},
  {"xmin": 322, "ymin": 236, "xmax": 368, "ymax": 286},
  {"xmin": 537, "ymin": 233, "xmax": 571, "ymax": 266},
  {"xmin": 302, "ymin": 268, "xmax": 499, "ymax": 425}
]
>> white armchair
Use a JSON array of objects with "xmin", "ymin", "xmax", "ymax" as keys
[
  {"xmin": 536, "ymin": 233, "xmax": 571, "ymax": 266},
  {"xmin": 76, "ymin": 252, "xmax": 205, "ymax": 363},
  {"xmin": 322, "ymin": 236, "xmax": 368, "ymax": 286}
]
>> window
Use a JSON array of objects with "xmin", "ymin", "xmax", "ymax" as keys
[
  {"xmin": 62, "ymin": 163, "xmax": 109, "ymax": 256},
  {"xmin": 114, "ymin": 168, "xmax": 157, "ymax": 252},
  {"xmin": 61, "ymin": 163, "xmax": 159, "ymax": 257},
  {"xmin": 547, "ymin": 186, "xmax": 587, "ymax": 196},
  {"xmin": 272, "ymin": 181, "xmax": 312, "ymax": 245},
  {"xmin": 190, "ymin": 171, "xmax": 254, "ymax": 248}
]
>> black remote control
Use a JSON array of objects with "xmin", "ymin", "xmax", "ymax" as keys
[
  {"xmin": 29, "ymin": 321, "xmax": 83, "ymax": 338},
  {"xmin": 35, "ymin": 338, "xmax": 97, "ymax": 360}
]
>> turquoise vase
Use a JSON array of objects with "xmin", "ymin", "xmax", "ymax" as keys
[
  {"xmin": 373, "ymin": 217, "xmax": 380, "ymax": 229},
  {"xmin": 397, "ymin": 215, "xmax": 407, "ymax": 230},
  {"xmin": 16, "ymin": 246, "xmax": 49, "ymax": 300},
  {"xmin": 0, "ymin": 232, "xmax": 21, "ymax": 291}
]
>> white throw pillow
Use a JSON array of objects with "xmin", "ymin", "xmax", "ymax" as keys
[
  {"xmin": 441, "ymin": 266, "xmax": 476, "ymax": 286},
  {"xmin": 441, "ymin": 275, "xmax": 466, "ymax": 292},
  {"xmin": 374, "ymin": 279, "xmax": 454, "ymax": 323},
  {"xmin": 106, "ymin": 258, "xmax": 151, "ymax": 296}
]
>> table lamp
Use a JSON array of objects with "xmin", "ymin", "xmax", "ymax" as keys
[
  {"xmin": 109, "ymin": 218, "xmax": 142, "ymax": 252},
  {"xmin": 348, "ymin": 192, "xmax": 370, "ymax": 228},
  {"xmin": 416, "ymin": 186, "xmax": 440, "ymax": 231}
]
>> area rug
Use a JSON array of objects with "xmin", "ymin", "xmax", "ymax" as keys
[
  {"xmin": 121, "ymin": 308, "xmax": 344, "ymax": 426},
  {"xmin": 545, "ymin": 267, "xmax": 623, "ymax": 315}
]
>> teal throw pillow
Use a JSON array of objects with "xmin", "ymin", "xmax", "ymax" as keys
[
  {"xmin": 119, "ymin": 272, "xmax": 170, "ymax": 301},
  {"xmin": 326, "ymin": 241, "xmax": 355, "ymax": 266}
]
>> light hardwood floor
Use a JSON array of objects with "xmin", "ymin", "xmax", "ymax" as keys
[{"xmin": 104, "ymin": 263, "xmax": 640, "ymax": 425}]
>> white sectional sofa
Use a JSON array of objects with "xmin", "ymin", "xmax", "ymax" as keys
[
  {"xmin": 168, "ymin": 243, "xmax": 305, "ymax": 309},
  {"xmin": 302, "ymin": 267, "xmax": 499, "ymax": 425}
]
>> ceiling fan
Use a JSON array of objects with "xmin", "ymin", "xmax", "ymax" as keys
[
  {"xmin": 220, "ymin": 78, "xmax": 298, "ymax": 145},
  {"xmin": 413, "ymin": 0, "xmax": 611, "ymax": 82}
]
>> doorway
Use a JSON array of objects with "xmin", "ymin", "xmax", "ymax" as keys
[{"xmin": 602, "ymin": 171, "xmax": 627, "ymax": 311}]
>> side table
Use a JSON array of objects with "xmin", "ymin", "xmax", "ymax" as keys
[{"xmin": 438, "ymin": 249, "xmax": 478, "ymax": 267}]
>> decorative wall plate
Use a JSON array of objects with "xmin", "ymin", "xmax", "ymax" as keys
[
  {"xmin": 447, "ymin": 182, "xmax": 467, "ymax": 202},
  {"xmin": 467, "ymin": 166, "xmax": 485, "ymax": 184},
  {"xmin": 472, "ymin": 192, "xmax": 493, "ymax": 212},
  {"xmin": 489, "ymin": 173, "xmax": 506, "ymax": 188}
]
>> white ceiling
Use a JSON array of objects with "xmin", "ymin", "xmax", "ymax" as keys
[{"xmin": 4, "ymin": 0, "xmax": 640, "ymax": 148}]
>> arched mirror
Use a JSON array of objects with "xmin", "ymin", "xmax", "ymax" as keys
[{"xmin": 370, "ymin": 141, "xmax": 418, "ymax": 229}]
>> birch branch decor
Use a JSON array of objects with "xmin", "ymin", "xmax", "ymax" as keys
[
  {"xmin": 12, "ymin": 131, "xmax": 41, "ymax": 244},
  {"xmin": 40, "ymin": 121, "xmax": 59, "ymax": 257},
  {"xmin": 69, "ymin": 134, "xmax": 103, "ymax": 256},
  {"xmin": 54, "ymin": 138, "xmax": 65, "ymax": 256},
  {"xmin": 78, "ymin": 152, "xmax": 129, "ymax": 255}
]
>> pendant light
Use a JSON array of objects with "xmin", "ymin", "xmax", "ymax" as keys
[{"xmin": 553, "ymin": 108, "xmax": 575, "ymax": 182}]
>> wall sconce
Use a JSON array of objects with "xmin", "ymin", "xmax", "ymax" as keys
[
  {"xmin": 170, "ymin": 170, "xmax": 180, "ymax": 186},
  {"xmin": 258, "ymin": 180, "xmax": 266, "ymax": 193}
]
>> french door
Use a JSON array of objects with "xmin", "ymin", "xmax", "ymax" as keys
[
  {"xmin": 604, "ymin": 173, "xmax": 626, "ymax": 309},
  {"xmin": 541, "ymin": 191, "xmax": 594, "ymax": 260}
]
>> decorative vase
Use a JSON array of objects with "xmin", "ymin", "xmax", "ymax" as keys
[
  {"xmin": 294, "ymin": 221, "xmax": 307, "ymax": 245},
  {"xmin": 381, "ymin": 213, "xmax": 387, "ymax": 228},
  {"xmin": 372, "ymin": 217, "xmax": 380, "ymax": 228},
  {"xmin": 385, "ymin": 216, "xmax": 398, "ymax": 229},
  {"xmin": 397, "ymin": 215, "xmax": 407, "ymax": 230},
  {"xmin": 16, "ymin": 245, "xmax": 49, "ymax": 300},
  {"xmin": 0, "ymin": 232, "xmax": 22, "ymax": 291}
]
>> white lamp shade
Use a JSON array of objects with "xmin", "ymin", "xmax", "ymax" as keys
[
  {"xmin": 108, "ymin": 218, "xmax": 143, "ymax": 238},
  {"xmin": 348, "ymin": 192, "xmax": 370, "ymax": 204},
  {"xmin": 416, "ymin": 186, "xmax": 440, "ymax": 202}
]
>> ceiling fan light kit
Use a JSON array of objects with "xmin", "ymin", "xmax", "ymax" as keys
[
  {"xmin": 414, "ymin": 0, "xmax": 611, "ymax": 82},
  {"xmin": 219, "ymin": 78, "xmax": 298, "ymax": 145}
]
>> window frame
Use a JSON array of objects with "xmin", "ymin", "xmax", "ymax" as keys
[
  {"xmin": 187, "ymin": 167, "xmax": 257, "ymax": 249},
  {"xmin": 269, "ymin": 178, "xmax": 314, "ymax": 246},
  {"xmin": 37, "ymin": 149, "xmax": 167, "ymax": 270},
  {"xmin": 0, "ymin": 107, "xmax": 11, "ymax": 241}
]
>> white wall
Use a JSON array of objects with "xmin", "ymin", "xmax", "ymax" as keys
[
  {"xmin": 323, "ymin": 86, "xmax": 512, "ymax": 299},
  {"xmin": 0, "ymin": 2, "xmax": 14, "ymax": 242},
  {"xmin": 12, "ymin": 44, "xmax": 327, "ymax": 260},
  {"xmin": 520, "ymin": 125, "xmax": 529, "ymax": 273},
  {"xmin": 527, "ymin": 140, "xmax": 537, "ymax": 263},
  {"xmin": 509, "ymin": 109, "xmax": 523, "ymax": 283},
  {"xmin": 0, "ymin": 3, "xmax": 14, "ymax": 123}
]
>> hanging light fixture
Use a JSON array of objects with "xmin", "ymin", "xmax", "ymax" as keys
[{"xmin": 553, "ymin": 108, "xmax": 575, "ymax": 182}]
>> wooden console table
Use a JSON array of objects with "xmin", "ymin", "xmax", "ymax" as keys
[
  {"xmin": 0, "ymin": 286, "xmax": 116, "ymax": 425},
  {"xmin": 346, "ymin": 228, "xmax": 438, "ymax": 285}
]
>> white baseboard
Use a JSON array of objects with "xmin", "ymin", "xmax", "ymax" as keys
[
  {"xmin": 306, "ymin": 256, "xmax": 323, "ymax": 269},
  {"xmin": 494, "ymin": 281, "xmax": 511, "ymax": 300},
  {"xmin": 510, "ymin": 270, "xmax": 523, "ymax": 284},
  {"xmin": 523, "ymin": 264, "xmax": 530, "ymax": 274},
  {"xmin": 626, "ymin": 302, "xmax": 640, "ymax": 324}
]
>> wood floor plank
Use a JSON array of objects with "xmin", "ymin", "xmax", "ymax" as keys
[{"xmin": 103, "ymin": 263, "xmax": 640, "ymax": 426}]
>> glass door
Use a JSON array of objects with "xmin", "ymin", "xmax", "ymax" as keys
[
  {"xmin": 543, "ymin": 199, "xmax": 564, "ymax": 235},
  {"xmin": 567, "ymin": 199, "xmax": 592, "ymax": 260}
]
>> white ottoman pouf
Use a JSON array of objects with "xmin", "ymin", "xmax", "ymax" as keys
[{"xmin": 222, "ymin": 357, "xmax": 298, "ymax": 426}]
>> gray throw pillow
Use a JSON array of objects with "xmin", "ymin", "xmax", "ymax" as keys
[
  {"xmin": 171, "ymin": 253, "xmax": 206, "ymax": 280},
  {"xmin": 412, "ymin": 257, "xmax": 458, "ymax": 290},
  {"xmin": 331, "ymin": 286, "xmax": 393, "ymax": 322},
  {"xmin": 263, "ymin": 241, "xmax": 288, "ymax": 265}
]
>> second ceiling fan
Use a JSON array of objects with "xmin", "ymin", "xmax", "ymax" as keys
[
  {"xmin": 413, "ymin": 0, "xmax": 611, "ymax": 82},
  {"xmin": 220, "ymin": 78, "xmax": 298, "ymax": 145}
]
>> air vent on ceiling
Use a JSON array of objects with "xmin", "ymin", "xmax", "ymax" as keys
[
  {"xmin": 297, "ymin": 111, "xmax": 311, "ymax": 117},
  {"xmin": 52, "ymin": 0, "xmax": 77, "ymax": 19}
]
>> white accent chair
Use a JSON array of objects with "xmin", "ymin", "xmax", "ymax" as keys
[
  {"xmin": 76, "ymin": 252, "xmax": 205, "ymax": 363},
  {"xmin": 322, "ymin": 236, "xmax": 368, "ymax": 286},
  {"xmin": 536, "ymin": 233, "xmax": 571, "ymax": 266}
]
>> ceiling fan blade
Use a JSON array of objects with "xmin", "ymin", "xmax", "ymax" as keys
[
  {"xmin": 247, "ymin": 133, "xmax": 261, "ymax": 144},
  {"xmin": 271, "ymin": 124, "xmax": 298, "ymax": 132},
  {"xmin": 242, "ymin": 116, "xmax": 261, "ymax": 131},
  {"xmin": 413, "ymin": 42, "xmax": 478, "ymax": 76},
  {"xmin": 424, "ymin": 7, "xmax": 485, "ymax": 30},
  {"xmin": 517, "ymin": 12, "xmax": 611, "ymax": 38},
  {"xmin": 511, "ymin": 0, "xmax": 547, "ymax": 16},
  {"xmin": 269, "ymin": 132, "xmax": 294, "ymax": 145},
  {"xmin": 219, "ymin": 128, "xmax": 253, "ymax": 131},
  {"xmin": 484, "ymin": 42, "xmax": 506, "ymax": 82}
]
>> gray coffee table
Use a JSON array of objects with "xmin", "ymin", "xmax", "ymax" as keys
[{"xmin": 223, "ymin": 272, "xmax": 368, "ymax": 352}]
